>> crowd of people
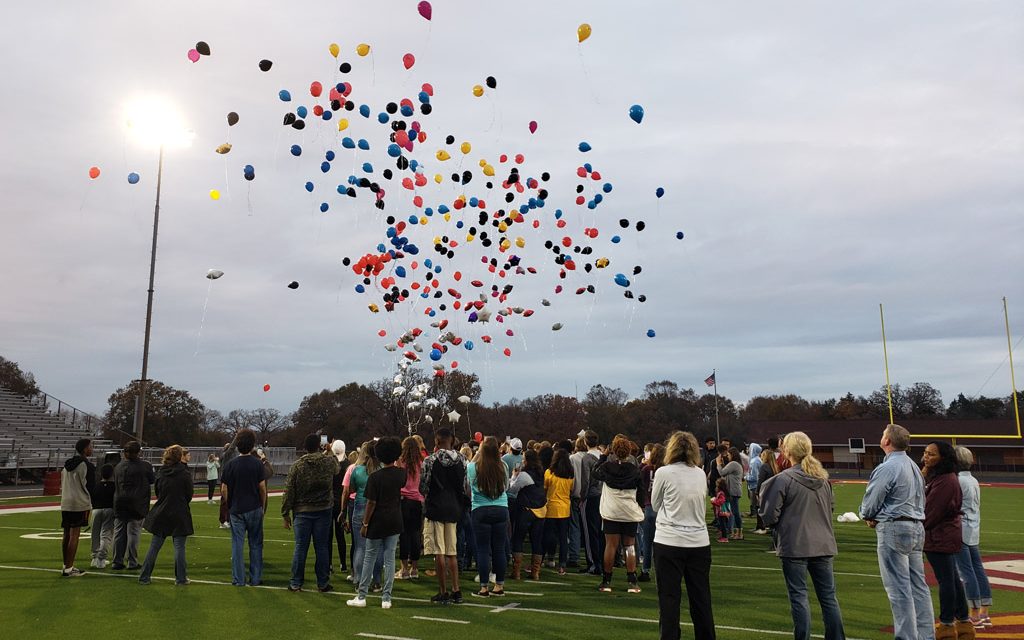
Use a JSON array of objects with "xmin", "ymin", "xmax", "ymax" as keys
[{"xmin": 57, "ymin": 422, "xmax": 995, "ymax": 640}]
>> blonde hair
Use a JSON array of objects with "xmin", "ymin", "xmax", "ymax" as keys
[
  {"xmin": 664, "ymin": 431, "xmax": 701, "ymax": 467},
  {"xmin": 760, "ymin": 447, "xmax": 779, "ymax": 474},
  {"xmin": 782, "ymin": 432, "xmax": 828, "ymax": 480},
  {"xmin": 162, "ymin": 444, "xmax": 184, "ymax": 466}
]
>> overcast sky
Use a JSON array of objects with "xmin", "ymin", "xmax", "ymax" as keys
[{"xmin": 1, "ymin": 1, "xmax": 1022, "ymax": 417}]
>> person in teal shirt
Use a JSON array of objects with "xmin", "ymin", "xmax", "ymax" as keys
[{"xmin": 466, "ymin": 437, "xmax": 509, "ymax": 596}]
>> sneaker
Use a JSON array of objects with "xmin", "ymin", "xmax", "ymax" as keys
[
  {"xmin": 346, "ymin": 596, "xmax": 367, "ymax": 607},
  {"xmin": 395, "ymin": 570, "xmax": 408, "ymax": 580},
  {"xmin": 219, "ymin": 522, "xmax": 231, "ymax": 529},
  {"xmin": 472, "ymin": 589, "xmax": 490, "ymax": 598},
  {"xmin": 96, "ymin": 560, "xmax": 107, "ymax": 569},
  {"xmin": 450, "ymin": 590, "xmax": 463, "ymax": 604},
  {"xmin": 980, "ymin": 616, "xmax": 993, "ymax": 628},
  {"xmin": 288, "ymin": 585, "xmax": 302, "ymax": 592},
  {"xmin": 111, "ymin": 563, "xmax": 126, "ymax": 571},
  {"xmin": 409, "ymin": 569, "xmax": 419, "ymax": 580},
  {"xmin": 318, "ymin": 584, "xmax": 333, "ymax": 593},
  {"xmin": 430, "ymin": 592, "xmax": 450, "ymax": 605},
  {"xmin": 89, "ymin": 559, "xmax": 99, "ymax": 568},
  {"xmin": 717, "ymin": 537, "xmax": 729, "ymax": 543},
  {"xmin": 627, "ymin": 583, "xmax": 641, "ymax": 593},
  {"xmin": 558, "ymin": 567, "xmax": 567, "ymax": 576},
  {"xmin": 370, "ymin": 583, "xmax": 382, "ymax": 593},
  {"xmin": 176, "ymin": 579, "xmax": 191, "ymax": 586},
  {"xmin": 754, "ymin": 529, "xmax": 768, "ymax": 535},
  {"xmin": 971, "ymin": 617, "xmax": 985, "ymax": 630},
  {"xmin": 381, "ymin": 600, "xmax": 392, "ymax": 609},
  {"xmin": 598, "ymin": 581, "xmax": 612, "ymax": 592},
  {"xmin": 138, "ymin": 578, "xmax": 150, "ymax": 585},
  {"xmin": 638, "ymin": 572, "xmax": 651, "ymax": 583},
  {"xmin": 545, "ymin": 560, "xmax": 556, "ymax": 569},
  {"xmin": 490, "ymin": 587, "xmax": 505, "ymax": 597},
  {"xmin": 61, "ymin": 567, "xmax": 85, "ymax": 577}
]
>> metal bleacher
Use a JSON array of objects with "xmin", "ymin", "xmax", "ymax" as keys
[{"xmin": 0, "ymin": 386, "xmax": 114, "ymax": 473}]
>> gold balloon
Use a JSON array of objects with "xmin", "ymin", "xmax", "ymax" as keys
[
  {"xmin": 483, "ymin": 164, "xmax": 495, "ymax": 177},
  {"xmin": 209, "ymin": 189, "xmax": 221, "ymax": 200},
  {"xmin": 338, "ymin": 118, "xmax": 349, "ymax": 131},
  {"xmin": 215, "ymin": 143, "xmax": 232, "ymax": 155},
  {"xmin": 577, "ymin": 23, "xmax": 592, "ymax": 43},
  {"xmin": 356, "ymin": 43, "xmax": 371, "ymax": 57},
  {"xmin": 434, "ymin": 173, "xmax": 443, "ymax": 183},
  {"xmin": 500, "ymin": 238, "xmax": 511, "ymax": 250},
  {"xmin": 368, "ymin": 303, "xmax": 379, "ymax": 313},
  {"xmin": 498, "ymin": 221, "xmax": 508, "ymax": 233},
  {"xmin": 515, "ymin": 237, "xmax": 525, "ymax": 248},
  {"xmin": 472, "ymin": 84, "xmax": 484, "ymax": 97},
  {"xmin": 460, "ymin": 141, "xmax": 471, "ymax": 154},
  {"xmin": 436, "ymin": 150, "xmax": 451, "ymax": 161},
  {"xmin": 329, "ymin": 43, "xmax": 340, "ymax": 58},
  {"xmin": 596, "ymin": 257, "xmax": 609, "ymax": 268}
]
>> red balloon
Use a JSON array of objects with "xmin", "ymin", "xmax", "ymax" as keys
[
  {"xmin": 310, "ymin": 81, "xmax": 323, "ymax": 97},
  {"xmin": 528, "ymin": 120, "xmax": 538, "ymax": 134},
  {"xmin": 473, "ymin": 431, "xmax": 482, "ymax": 443},
  {"xmin": 88, "ymin": 166, "xmax": 101, "ymax": 179},
  {"xmin": 263, "ymin": 384, "xmax": 271, "ymax": 392},
  {"xmin": 417, "ymin": 1, "xmax": 432, "ymax": 20},
  {"xmin": 403, "ymin": 53, "xmax": 416, "ymax": 70}
]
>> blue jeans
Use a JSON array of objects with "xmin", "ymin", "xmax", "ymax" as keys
[
  {"xmin": 290, "ymin": 509, "xmax": 332, "ymax": 590},
  {"xmin": 926, "ymin": 551, "xmax": 969, "ymax": 624},
  {"xmin": 956, "ymin": 544, "xmax": 992, "ymax": 609},
  {"xmin": 358, "ymin": 534, "xmax": 399, "ymax": 602},
  {"xmin": 568, "ymin": 499, "xmax": 582, "ymax": 564},
  {"xmin": 473, "ymin": 506, "xmax": 509, "ymax": 586},
  {"xmin": 229, "ymin": 508, "xmax": 264, "ymax": 586},
  {"xmin": 728, "ymin": 495, "xmax": 742, "ymax": 532},
  {"xmin": 640, "ymin": 505, "xmax": 656, "ymax": 573},
  {"xmin": 457, "ymin": 507, "xmax": 476, "ymax": 569},
  {"xmin": 780, "ymin": 556, "xmax": 846, "ymax": 640},
  {"xmin": 876, "ymin": 521, "xmax": 934, "ymax": 640},
  {"xmin": 139, "ymin": 535, "xmax": 187, "ymax": 584},
  {"xmin": 350, "ymin": 501, "xmax": 383, "ymax": 586}
]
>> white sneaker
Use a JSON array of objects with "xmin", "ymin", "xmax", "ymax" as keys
[
  {"xmin": 346, "ymin": 596, "xmax": 367, "ymax": 608},
  {"xmin": 381, "ymin": 600, "xmax": 392, "ymax": 609},
  {"xmin": 90, "ymin": 559, "xmax": 100, "ymax": 568},
  {"xmin": 97, "ymin": 559, "xmax": 107, "ymax": 569},
  {"xmin": 219, "ymin": 522, "xmax": 231, "ymax": 530}
]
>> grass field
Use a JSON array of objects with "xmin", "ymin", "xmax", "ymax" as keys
[{"xmin": 0, "ymin": 483, "xmax": 1021, "ymax": 639}]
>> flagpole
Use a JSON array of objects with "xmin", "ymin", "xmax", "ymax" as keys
[{"xmin": 713, "ymin": 369, "xmax": 720, "ymax": 443}]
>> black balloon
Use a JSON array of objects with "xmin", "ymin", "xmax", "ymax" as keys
[
  {"xmin": 420, "ymin": 103, "xmax": 432, "ymax": 115},
  {"xmin": 344, "ymin": 101, "xmax": 355, "ymax": 111},
  {"xmin": 342, "ymin": 257, "xmax": 351, "ymax": 266},
  {"xmin": 445, "ymin": 135, "xmax": 455, "ymax": 145},
  {"xmin": 619, "ymin": 219, "xmax": 629, "ymax": 228},
  {"xmin": 287, "ymin": 281, "xmax": 299, "ymax": 290},
  {"xmin": 339, "ymin": 62, "xmax": 352, "ymax": 73},
  {"xmin": 386, "ymin": 102, "xmax": 398, "ymax": 114},
  {"xmin": 485, "ymin": 76, "xmax": 496, "ymax": 89},
  {"xmin": 227, "ymin": 112, "xmax": 239, "ymax": 126},
  {"xmin": 633, "ymin": 266, "xmax": 642, "ymax": 275},
  {"xmin": 196, "ymin": 41, "xmax": 211, "ymax": 56},
  {"xmin": 636, "ymin": 221, "xmax": 646, "ymax": 231},
  {"xmin": 541, "ymin": 172, "xmax": 550, "ymax": 181},
  {"xmin": 382, "ymin": 169, "xmax": 393, "ymax": 180},
  {"xmin": 396, "ymin": 156, "xmax": 409, "ymax": 170},
  {"xmin": 258, "ymin": 59, "xmax": 273, "ymax": 72},
  {"xmin": 283, "ymin": 112, "xmax": 296, "ymax": 125},
  {"xmin": 330, "ymin": 99, "xmax": 341, "ymax": 111},
  {"xmin": 292, "ymin": 120, "xmax": 305, "ymax": 130},
  {"xmin": 386, "ymin": 215, "xmax": 396, "ymax": 224},
  {"xmin": 462, "ymin": 171, "xmax": 472, "ymax": 184}
]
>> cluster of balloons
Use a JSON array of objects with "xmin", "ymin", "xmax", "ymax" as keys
[{"xmin": 187, "ymin": 41, "xmax": 211, "ymax": 63}]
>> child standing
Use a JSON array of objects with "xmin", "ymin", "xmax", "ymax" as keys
[{"xmin": 711, "ymin": 478, "xmax": 732, "ymax": 543}]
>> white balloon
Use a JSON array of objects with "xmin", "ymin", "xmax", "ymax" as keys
[
  {"xmin": 206, "ymin": 269, "xmax": 224, "ymax": 280},
  {"xmin": 457, "ymin": 395, "xmax": 471, "ymax": 405},
  {"xmin": 384, "ymin": 344, "xmax": 398, "ymax": 352},
  {"xmin": 424, "ymin": 415, "xmax": 434, "ymax": 424},
  {"xmin": 393, "ymin": 375, "xmax": 404, "ymax": 384},
  {"xmin": 393, "ymin": 386, "xmax": 407, "ymax": 396},
  {"xmin": 425, "ymin": 398, "xmax": 440, "ymax": 408},
  {"xmin": 407, "ymin": 401, "xmax": 421, "ymax": 411},
  {"xmin": 447, "ymin": 410, "xmax": 461, "ymax": 424}
]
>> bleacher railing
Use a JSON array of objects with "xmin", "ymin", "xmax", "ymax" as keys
[{"xmin": 26, "ymin": 391, "xmax": 102, "ymax": 435}]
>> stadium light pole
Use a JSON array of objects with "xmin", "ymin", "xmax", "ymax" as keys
[{"xmin": 124, "ymin": 98, "xmax": 193, "ymax": 445}]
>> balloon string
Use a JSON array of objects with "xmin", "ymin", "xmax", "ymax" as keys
[
  {"xmin": 577, "ymin": 48, "xmax": 600, "ymax": 105},
  {"xmin": 194, "ymin": 280, "xmax": 213, "ymax": 356}
]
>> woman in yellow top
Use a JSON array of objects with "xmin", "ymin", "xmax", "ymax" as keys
[{"xmin": 544, "ymin": 448, "xmax": 575, "ymax": 576}]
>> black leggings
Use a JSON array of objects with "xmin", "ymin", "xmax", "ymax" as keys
[
  {"xmin": 207, "ymin": 480, "xmax": 218, "ymax": 500},
  {"xmin": 331, "ymin": 507, "xmax": 347, "ymax": 569},
  {"xmin": 511, "ymin": 507, "xmax": 544, "ymax": 554},
  {"xmin": 545, "ymin": 517, "xmax": 570, "ymax": 566},
  {"xmin": 399, "ymin": 498, "xmax": 423, "ymax": 562}
]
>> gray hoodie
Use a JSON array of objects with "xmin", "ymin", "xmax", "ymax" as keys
[{"xmin": 758, "ymin": 463, "xmax": 837, "ymax": 558}]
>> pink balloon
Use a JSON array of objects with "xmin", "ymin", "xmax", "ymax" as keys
[
  {"xmin": 403, "ymin": 53, "xmax": 416, "ymax": 70},
  {"xmin": 187, "ymin": 49, "xmax": 200, "ymax": 63},
  {"xmin": 417, "ymin": 1, "xmax": 432, "ymax": 20},
  {"xmin": 528, "ymin": 120, "xmax": 538, "ymax": 134}
]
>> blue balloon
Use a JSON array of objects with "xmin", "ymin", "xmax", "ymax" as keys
[
  {"xmin": 554, "ymin": 209, "xmax": 563, "ymax": 220},
  {"xmin": 400, "ymin": 105, "xmax": 414, "ymax": 117},
  {"xmin": 296, "ymin": 106, "xmax": 308, "ymax": 118},
  {"xmin": 362, "ymin": 162, "xmax": 373, "ymax": 173},
  {"xmin": 656, "ymin": 187, "xmax": 665, "ymax": 198},
  {"xmin": 355, "ymin": 284, "xmax": 366, "ymax": 293},
  {"xmin": 409, "ymin": 159, "xmax": 419, "ymax": 172},
  {"xmin": 336, "ymin": 82, "xmax": 346, "ymax": 93},
  {"xmin": 387, "ymin": 143, "xmax": 402, "ymax": 158},
  {"xmin": 405, "ymin": 244, "xmax": 419, "ymax": 255},
  {"xmin": 465, "ymin": 341, "xmax": 475, "ymax": 351},
  {"xmin": 290, "ymin": 144, "xmax": 302, "ymax": 156},
  {"xmin": 646, "ymin": 329, "xmax": 656, "ymax": 338},
  {"xmin": 614, "ymin": 273, "xmax": 630, "ymax": 287},
  {"xmin": 127, "ymin": 172, "xmax": 140, "ymax": 184},
  {"xmin": 594, "ymin": 194, "xmax": 604, "ymax": 204},
  {"xmin": 438, "ymin": 205, "xmax": 450, "ymax": 214},
  {"xmin": 326, "ymin": 150, "xmax": 336, "ymax": 161},
  {"xmin": 341, "ymin": 137, "xmax": 355, "ymax": 149},
  {"xmin": 456, "ymin": 220, "xmax": 464, "ymax": 229},
  {"xmin": 322, "ymin": 110, "xmax": 332, "ymax": 121},
  {"xmin": 584, "ymin": 163, "xmax": 593, "ymax": 172},
  {"xmin": 418, "ymin": 91, "xmax": 430, "ymax": 104},
  {"xmin": 321, "ymin": 161, "xmax": 331, "ymax": 173},
  {"xmin": 305, "ymin": 181, "xmax": 314, "ymax": 192},
  {"xmin": 320, "ymin": 202, "xmax": 329, "ymax": 212},
  {"xmin": 578, "ymin": 141, "xmax": 592, "ymax": 152},
  {"xmin": 424, "ymin": 259, "xmax": 433, "ymax": 269},
  {"xmin": 243, "ymin": 164, "xmax": 254, "ymax": 173},
  {"xmin": 602, "ymin": 183, "xmax": 613, "ymax": 193},
  {"xmin": 611, "ymin": 235, "xmax": 621, "ymax": 244},
  {"xmin": 378, "ymin": 112, "xmax": 389, "ymax": 124},
  {"xmin": 357, "ymin": 139, "xmax": 370, "ymax": 151},
  {"xmin": 396, "ymin": 266, "xmax": 407, "ymax": 278},
  {"xmin": 676, "ymin": 231, "xmax": 685, "ymax": 240},
  {"xmin": 279, "ymin": 89, "xmax": 291, "ymax": 102},
  {"xmin": 424, "ymin": 207, "xmax": 434, "ymax": 217},
  {"xmin": 359, "ymin": 104, "xmax": 370, "ymax": 118},
  {"xmin": 469, "ymin": 197, "xmax": 479, "ymax": 207},
  {"xmin": 433, "ymin": 265, "xmax": 442, "ymax": 274},
  {"xmin": 429, "ymin": 348, "xmax": 443, "ymax": 362},
  {"xmin": 629, "ymin": 104, "xmax": 645, "ymax": 124}
]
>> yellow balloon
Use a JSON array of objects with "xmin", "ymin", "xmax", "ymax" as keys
[
  {"xmin": 500, "ymin": 238, "xmax": 511, "ymax": 250},
  {"xmin": 420, "ymin": 216, "xmax": 428, "ymax": 225},
  {"xmin": 209, "ymin": 189, "xmax": 220, "ymax": 201},
  {"xmin": 436, "ymin": 150, "xmax": 451, "ymax": 161},
  {"xmin": 478, "ymin": 159, "xmax": 487, "ymax": 167},
  {"xmin": 433, "ymin": 235, "xmax": 442, "ymax": 245},
  {"xmin": 498, "ymin": 221, "xmax": 508, "ymax": 233},
  {"xmin": 577, "ymin": 23, "xmax": 592, "ymax": 43},
  {"xmin": 368, "ymin": 303, "xmax": 379, "ymax": 313},
  {"xmin": 338, "ymin": 118, "xmax": 349, "ymax": 131},
  {"xmin": 472, "ymin": 85, "xmax": 484, "ymax": 97},
  {"xmin": 329, "ymin": 43, "xmax": 340, "ymax": 58},
  {"xmin": 483, "ymin": 164, "xmax": 495, "ymax": 177},
  {"xmin": 467, "ymin": 234, "xmax": 475, "ymax": 243},
  {"xmin": 596, "ymin": 257, "xmax": 609, "ymax": 268},
  {"xmin": 515, "ymin": 237, "xmax": 525, "ymax": 248},
  {"xmin": 443, "ymin": 213, "xmax": 451, "ymax": 222},
  {"xmin": 356, "ymin": 43, "xmax": 370, "ymax": 57},
  {"xmin": 434, "ymin": 173, "xmax": 443, "ymax": 183},
  {"xmin": 460, "ymin": 141, "xmax": 471, "ymax": 154}
]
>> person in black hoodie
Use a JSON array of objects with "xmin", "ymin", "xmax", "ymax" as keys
[
  {"xmin": 508, "ymin": 449, "xmax": 547, "ymax": 581},
  {"xmin": 139, "ymin": 445, "xmax": 194, "ymax": 585},
  {"xmin": 90, "ymin": 464, "xmax": 116, "ymax": 569},
  {"xmin": 112, "ymin": 441, "xmax": 155, "ymax": 570},
  {"xmin": 591, "ymin": 435, "xmax": 645, "ymax": 593},
  {"xmin": 419, "ymin": 428, "xmax": 468, "ymax": 604}
]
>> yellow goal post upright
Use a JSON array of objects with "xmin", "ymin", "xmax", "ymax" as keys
[{"xmin": 878, "ymin": 297, "xmax": 1021, "ymax": 443}]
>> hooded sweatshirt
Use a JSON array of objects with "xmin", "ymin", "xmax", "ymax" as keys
[
  {"xmin": 419, "ymin": 448, "xmax": 468, "ymax": 523},
  {"xmin": 758, "ymin": 463, "xmax": 837, "ymax": 558},
  {"xmin": 281, "ymin": 452, "xmax": 339, "ymax": 517},
  {"xmin": 592, "ymin": 455, "xmax": 644, "ymax": 523},
  {"xmin": 60, "ymin": 455, "xmax": 95, "ymax": 512},
  {"xmin": 144, "ymin": 462, "xmax": 194, "ymax": 538},
  {"xmin": 746, "ymin": 443, "xmax": 763, "ymax": 489}
]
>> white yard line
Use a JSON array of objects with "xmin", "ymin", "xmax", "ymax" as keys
[
  {"xmin": 0, "ymin": 563, "xmax": 870, "ymax": 639},
  {"xmin": 410, "ymin": 616, "xmax": 469, "ymax": 624},
  {"xmin": 356, "ymin": 634, "xmax": 420, "ymax": 640}
]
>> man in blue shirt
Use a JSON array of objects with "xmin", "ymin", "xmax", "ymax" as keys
[
  {"xmin": 859, "ymin": 424, "xmax": 934, "ymax": 640},
  {"xmin": 221, "ymin": 428, "xmax": 267, "ymax": 586}
]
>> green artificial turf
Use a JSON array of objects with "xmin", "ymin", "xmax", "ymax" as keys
[{"xmin": 0, "ymin": 484, "xmax": 1020, "ymax": 639}]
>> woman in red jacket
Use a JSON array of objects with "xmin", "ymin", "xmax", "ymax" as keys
[{"xmin": 922, "ymin": 441, "xmax": 974, "ymax": 640}]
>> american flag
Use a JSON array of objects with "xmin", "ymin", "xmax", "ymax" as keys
[{"xmin": 704, "ymin": 372, "xmax": 716, "ymax": 387}]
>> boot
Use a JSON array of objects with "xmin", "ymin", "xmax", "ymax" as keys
[
  {"xmin": 934, "ymin": 623, "xmax": 957, "ymax": 640},
  {"xmin": 529, "ymin": 555, "xmax": 543, "ymax": 580},
  {"xmin": 511, "ymin": 553, "xmax": 523, "ymax": 580},
  {"xmin": 955, "ymin": 620, "xmax": 977, "ymax": 640}
]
